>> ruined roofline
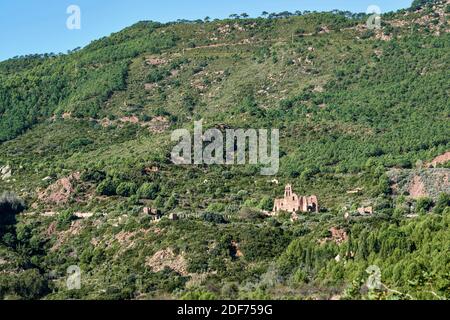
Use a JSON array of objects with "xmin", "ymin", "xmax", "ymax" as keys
[{"xmin": 273, "ymin": 184, "xmax": 319, "ymax": 214}]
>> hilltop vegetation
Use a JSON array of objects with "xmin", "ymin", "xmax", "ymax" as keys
[{"xmin": 0, "ymin": 0, "xmax": 449, "ymax": 300}]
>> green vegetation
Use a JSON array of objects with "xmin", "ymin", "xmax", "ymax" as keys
[{"xmin": 0, "ymin": 1, "xmax": 449, "ymax": 300}]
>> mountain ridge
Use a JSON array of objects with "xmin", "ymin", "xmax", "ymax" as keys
[{"xmin": 0, "ymin": 0, "xmax": 449, "ymax": 300}]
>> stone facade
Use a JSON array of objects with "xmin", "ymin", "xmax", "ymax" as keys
[
  {"xmin": 144, "ymin": 207, "xmax": 162, "ymax": 221},
  {"xmin": 273, "ymin": 184, "xmax": 319, "ymax": 214}
]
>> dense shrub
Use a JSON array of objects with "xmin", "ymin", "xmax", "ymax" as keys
[
  {"xmin": 433, "ymin": 193, "xmax": 450, "ymax": 214},
  {"xmin": 0, "ymin": 269, "xmax": 48, "ymax": 300},
  {"xmin": 415, "ymin": 197, "xmax": 434, "ymax": 213},
  {"xmin": 96, "ymin": 179, "xmax": 117, "ymax": 196},
  {"xmin": 116, "ymin": 182, "xmax": 137, "ymax": 197},
  {"xmin": 201, "ymin": 212, "xmax": 228, "ymax": 224},
  {"xmin": 137, "ymin": 183, "xmax": 159, "ymax": 200}
]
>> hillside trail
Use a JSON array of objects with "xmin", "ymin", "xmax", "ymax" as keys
[{"xmin": 182, "ymin": 32, "xmax": 317, "ymax": 52}]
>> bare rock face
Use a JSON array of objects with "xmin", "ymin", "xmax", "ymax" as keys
[
  {"xmin": 357, "ymin": 206, "xmax": 374, "ymax": 216},
  {"xmin": 409, "ymin": 175, "xmax": 428, "ymax": 198},
  {"xmin": 145, "ymin": 116, "xmax": 170, "ymax": 133},
  {"xmin": 388, "ymin": 168, "xmax": 450, "ymax": 199},
  {"xmin": 51, "ymin": 220, "xmax": 84, "ymax": 252},
  {"xmin": 329, "ymin": 227, "xmax": 348, "ymax": 245},
  {"xmin": 427, "ymin": 151, "xmax": 450, "ymax": 168},
  {"xmin": 38, "ymin": 172, "xmax": 81, "ymax": 205},
  {"xmin": 145, "ymin": 57, "xmax": 167, "ymax": 66},
  {"xmin": 119, "ymin": 116, "xmax": 140, "ymax": 124},
  {"xmin": 146, "ymin": 248, "xmax": 188, "ymax": 276},
  {"xmin": 319, "ymin": 227, "xmax": 349, "ymax": 246},
  {"xmin": 46, "ymin": 222, "xmax": 58, "ymax": 237}
]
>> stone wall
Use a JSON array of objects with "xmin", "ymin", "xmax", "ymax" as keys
[{"xmin": 273, "ymin": 184, "xmax": 319, "ymax": 214}]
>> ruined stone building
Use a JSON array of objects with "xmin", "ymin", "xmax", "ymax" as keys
[
  {"xmin": 144, "ymin": 207, "xmax": 162, "ymax": 221},
  {"xmin": 273, "ymin": 184, "xmax": 319, "ymax": 214}
]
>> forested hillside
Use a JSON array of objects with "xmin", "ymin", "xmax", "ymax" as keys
[{"xmin": 0, "ymin": 0, "xmax": 449, "ymax": 300}]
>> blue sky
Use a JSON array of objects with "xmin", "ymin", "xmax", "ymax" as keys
[{"xmin": 0, "ymin": 0, "xmax": 412, "ymax": 61}]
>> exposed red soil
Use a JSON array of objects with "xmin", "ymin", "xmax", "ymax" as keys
[
  {"xmin": 409, "ymin": 175, "xmax": 428, "ymax": 198},
  {"xmin": 38, "ymin": 172, "xmax": 80, "ymax": 205}
]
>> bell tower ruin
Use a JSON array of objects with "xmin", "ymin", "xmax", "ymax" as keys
[{"xmin": 273, "ymin": 184, "xmax": 319, "ymax": 214}]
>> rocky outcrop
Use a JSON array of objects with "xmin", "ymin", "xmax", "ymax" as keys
[
  {"xmin": 38, "ymin": 172, "xmax": 81, "ymax": 205},
  {"xmin": 145, "ymin": 57, "xmax": 167, "ymax": 66},
  {"xmin": 51, "ymin": 220, "xmax": 83, "ymax": 251},
  {"xmin": 388, "ymin": 168, "xmax": 449, "ymax": 199},
  {"xmin": 427, "ymin": 151, "xmax": 450, "ymax": 168},
  {"xmin": 409, "ymin": 175, "xmax": 428, "ymax": 198},
  {"xmin": 357, "ymin": 206, "xmax": 374, "ymax": 216},
  {"xmin": 319, "ymin": 227, "xmax": 349, "ymax": 246},
  {"xmin": 146, "ymin": 248, "xmax": 188, "ymax": 276},
  {"xmin": 329, "ymin": 227, "xmax": 348, "ymax": 245}
]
